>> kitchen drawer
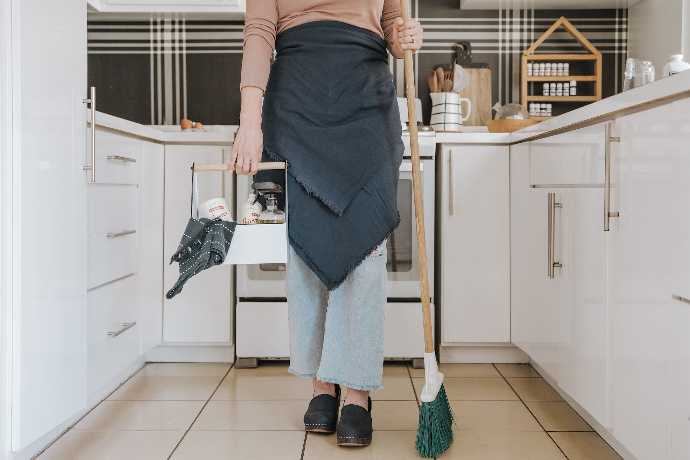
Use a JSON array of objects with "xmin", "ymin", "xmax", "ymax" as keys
[
  {"xmin": 88, "ymin": 185, "xmax": 138, "ymax": 288},
  {"xmin": 92, "ymin": 128, "xmax": 142, "ymax": 185},
  {"xmin": 529, "ymin": 125, "xmax": 606, "ymax": 187},
  {"xmin": 87, "ymin": 274, "xmax": 140, "ymax": 399}
]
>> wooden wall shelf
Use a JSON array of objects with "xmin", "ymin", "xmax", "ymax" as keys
[{"xmin": 521, "ymin": 17, "xmax": 603, "ymax": 116}]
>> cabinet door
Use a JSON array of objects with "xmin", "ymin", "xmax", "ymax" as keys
[
  {"xmin": 609, "ymin": 99, "xmax": 690, "ymax": 460},
  {"xmin": 10, "ymin": 0, "xmax": 88, "ymax": 451},
  {"xmin": 440, "ymin": 145, "xmax": 510, "ymax": 343},
  {"xmin": 510, "ymin": 143, "xmax": 567, "ymax": 383},
  {"xmin": 138, "ymin": 141, "xmax": 165, "ymax": 353},
  {"xmin": 558, "ymin": 188, "xmax": 609, "ymax": 427},
  {"xmin": 163, "ymin": 145, "xmax": 233, "ymax": 343}
]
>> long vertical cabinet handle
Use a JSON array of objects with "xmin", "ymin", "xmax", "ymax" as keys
[
  {"xmin": 548, "ymin": 192, "xmax": 563, "ymax": 279},
  {"xmin": 604, "ymin": 123, "xmax": 620, "ymax": 231},
  {"xmin": 448, "ymin": 150, "xmax": 455, "ymax": 215},
  {"xmin": 83, "ymin": 86, "xmax": 96, "ymax": 183}
]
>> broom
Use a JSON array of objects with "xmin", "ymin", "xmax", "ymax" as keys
[{"xmin": 398, "ymin": 1, "xmax": 454, "ymax": 457}]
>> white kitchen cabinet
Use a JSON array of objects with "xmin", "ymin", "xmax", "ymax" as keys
[
  {"xmin": 608, "ymin": 99, "xmax": 690, "ymax": 460},
  {"xmin": 438, "ymin": 145, "xmax": 510, "ymax": 344},
  {"xmin": 9, "ymin": 0, "xmax": 88, "ymax": 452},
  {"xmin": 512, "ymin": 125, "xmax": 609, "ymax": 424},
  {"xmin": 163, "ymin": 145, "xmax": 233, "ymax": 344},
  {"xmin": 510, "ymin": 143, "xmax": 567, "ymax": 383},
  {"xmin": 88, "ymin": 0, "xmax": 245, "ymax": 13}
]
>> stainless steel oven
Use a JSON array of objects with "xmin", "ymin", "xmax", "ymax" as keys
[{"xmin": 235, "ymin": 131, "xmax": 436, "ymax": 301}]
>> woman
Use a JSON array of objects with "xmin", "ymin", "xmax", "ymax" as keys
[{"xmin": 232, "ymin": 1, "xmax": 423, "ymax": 448}]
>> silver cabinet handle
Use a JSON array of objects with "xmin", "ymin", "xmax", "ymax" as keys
[
  {"xmin": 107, "ymin": 321, "xmax": 136, "ymax": 338},
  {"xmin": 672, "ymin": 295, "xmax": 690, "ymax": 305},
  {"xmin": 106, "ymin": 155, "xmax": 137, "ymax": 163},
  {"xmin": 106, "ymin": 229, "xmax": 136, "ymax": 239},
  {"xmin": 548, "ymin": 192, "xmax": 563, "ymax": 279},
  {"xmin": 604, "ymin": 123, "xmax": 621, "ymax": 231},
  {"xmin": 448, "ymin": 150, "xmax": 455, "ymax": 216},
  {"xmin": 83, "ymin": 86, "xmax": 96, "ymax": 183}
]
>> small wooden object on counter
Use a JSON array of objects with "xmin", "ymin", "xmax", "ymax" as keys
[
  {"xmin": 459, "ymin": 68, "xmax": 492, "ymax": 126},
  {"xmin": 521, "ymin": 16, "xmax": 602, "ymax": 117},
  {"xmin": 487, "ymin": 118, "xmax": 539, "ymax": 133}
]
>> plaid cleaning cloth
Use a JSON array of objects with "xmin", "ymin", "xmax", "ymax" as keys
[{"xmin": 166, "ymin": 218, "xmax": 236, "ymax": 299}]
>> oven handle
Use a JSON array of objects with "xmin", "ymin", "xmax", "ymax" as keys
[{"xmin": 400, "ymin": 160, "xmax": 423, "ymax": 173}]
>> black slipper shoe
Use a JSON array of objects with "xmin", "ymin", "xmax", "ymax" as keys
[
  {"xmin": 304, "ymin": 384, "xmax": 341, "ymax": 433},
  {"xmin": 336, "ymin": 397, "xmax": 373, "ymax": 447}
]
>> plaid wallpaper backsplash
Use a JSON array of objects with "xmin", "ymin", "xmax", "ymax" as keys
[{"xmin": 88, "ymin": 1, "xmax": 627, "ymax": 125}]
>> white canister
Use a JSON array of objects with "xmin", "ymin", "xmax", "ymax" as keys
[
  {"xmin": 564, "ymin": 63, "xmax": 570, "ymax": 76},
  {"xmin": 527, "ymin": 63, "xmax": 533, "ymax": 76},
  {"xmin": 663, "ymin": 54, "xmax": 690, "ymax": 77},
  {"xmin": 200, "ymin": 197, "xmax": 233, "ymax": 221},
  {"xmin": 430, "ymin": 92, "xmax": 472, "ymax": 131}
]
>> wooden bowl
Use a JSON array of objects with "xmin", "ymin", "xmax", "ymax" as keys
[{"xmin": 487, "ymin": 118, "xmax": 539, "ymax": 133}]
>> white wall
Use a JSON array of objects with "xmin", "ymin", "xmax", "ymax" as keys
[
  {"xmin": 0, "ymin": 0, "xmax": 13, "ymax": 457},
  {"xmin": 628, "ymin": 0, "xmax": 685, "ymax": 73}
]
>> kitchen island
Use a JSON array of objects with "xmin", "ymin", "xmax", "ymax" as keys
[{"xmin": 437, "ymin": 70, "xmax": 690, "ymax": 460}]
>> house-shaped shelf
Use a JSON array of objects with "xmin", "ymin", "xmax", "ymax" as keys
[{"xmin": 521, "ymin": 16, "xmax": 603, "ymax": 116}]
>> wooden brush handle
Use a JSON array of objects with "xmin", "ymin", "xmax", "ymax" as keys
[{"xmin": 400, "ymin": 0, "xmax": 434, "ymax": 354}]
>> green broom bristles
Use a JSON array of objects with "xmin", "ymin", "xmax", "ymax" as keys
[{"xmin": 415, "ymin": 384, "xmax": 454, "ymax": 458}]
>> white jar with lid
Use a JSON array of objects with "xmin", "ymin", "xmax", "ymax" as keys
[{"xmin": 663, "ymin": 54, "xmax": 690, "ymax": 77}]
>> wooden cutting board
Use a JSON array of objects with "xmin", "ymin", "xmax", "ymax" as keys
[{"xmin": 458, "ymin": 67, "xmax": 492, "ymax": 126}]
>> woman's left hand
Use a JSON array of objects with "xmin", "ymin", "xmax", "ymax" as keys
[{"xmin": 391, "ymin": 17, "xmax": 423, "ymax": 55}]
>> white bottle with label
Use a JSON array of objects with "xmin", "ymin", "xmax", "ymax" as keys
[{"xmin": 663, "ymin": 54, "xmax": 690, "ymax": 77}]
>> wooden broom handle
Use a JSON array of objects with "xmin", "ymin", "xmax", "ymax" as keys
[{"xmin": 400, "ymin": 1, "xmax": 434, "ymax": 354}]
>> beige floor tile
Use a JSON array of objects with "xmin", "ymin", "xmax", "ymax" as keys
[
  {"xmin": 508, "ymin": 378, "xmax": 563, "ymax": 402},
  {"xmin": 413, "ymin": 378, "xmax": 518, "ymax": 401},
  {"xmin": 192, "ymin": 400, "xmax": 306, "ymax": 430},
  {"xmin": 232, "ymin": 362, "xmax": 292, "ymax": 376},
  {"xmin": 383, "ymin": 363, "xmax": 411, "ymax": 377},
  {"xmin": 74, "ymin": 401, "xmax": 203, "ymax": 431},
  {"xmin": 371, "ymin": 376, "xmax": 416, "ymax": 401},
  {"xmin": 303, "ymin": 430, "xmax": 420, "ymax": 459},
  {"xmin": 451, "ymin": 401, "xmax": 542, "ymax": 432},
  {"xmin": 550, "ymin": 432, "xmax": 622, "ymax": 460},
  {"xmin": 108, "ymin": 375, "xmax": 223, "ymax": 401},
  {"xmin": 495, "ymin": 363, "xmax": 541, "ymax": 378},
  {"xmin": 372, "ymin": 401, "xmax": 420, "ymax": 430},
  {"xmin": 171, "ymin": 430, "xmax": 304, "ymax": 460},
  {"xmin": 140, "ymin": 363, "xmax": 230, "ymax": 377},
  {"xmin": 212, "ymin": 372, "xmax": 313, "ymax": 401},
  {"xmin": 444, "ymin": 431, "xmax": 566, "ymax": 459},
  {"xmin": 410, "ymin": 364, "xmax": 500, "ymax": 378},
  {"xmin": 525, "ymin": 401, "xmax": 591, "ymax": 431},
  {"xmin": 38, "ymin": 430, "xmax": 183, "ymax": 460}
]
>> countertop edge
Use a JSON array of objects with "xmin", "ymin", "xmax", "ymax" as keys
[{"xmin": 437, "ymin": 71, "xmax": 690, "ymax": 145}]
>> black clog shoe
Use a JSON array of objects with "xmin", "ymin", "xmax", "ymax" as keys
[
  {"xmin": 304, "ymin": 384, "xmax": 341, "ymax": 433},
  {"xmin": 336, "ymin": 397, "xmax": 373, "ymax": 447}
]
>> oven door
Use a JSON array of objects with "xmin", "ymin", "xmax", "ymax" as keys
[
  {"xmin": 235, "ymin": 160, "xmax": 435, "ymax": 299},
  {"xmin": 386, "ymin": 159, "xmax": 435, "ymax": 299}
]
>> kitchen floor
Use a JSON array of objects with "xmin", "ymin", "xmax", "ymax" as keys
[{"xmin": 38, "ymin": 362, "xmax": 621, "ymax": 460}]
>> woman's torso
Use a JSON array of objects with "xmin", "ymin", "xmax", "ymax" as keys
[{"xmin": 274, "ymin": 0, "xmax": 386, "ymax": 38}]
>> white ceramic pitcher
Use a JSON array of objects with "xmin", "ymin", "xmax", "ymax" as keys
[{"xmin": 430, "ymin": 92, "xmax": 472, "ymax": 132}]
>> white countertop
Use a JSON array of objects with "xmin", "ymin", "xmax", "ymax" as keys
[
  {"xmin": 91, "ymin": 110, "xmax": 238, "ymax": 144},
  {"xmin": 437, "ymin": 70, "xmax": 690, "ymax": 145}
]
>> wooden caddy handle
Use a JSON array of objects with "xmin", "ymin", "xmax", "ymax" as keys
[
  {"xmin": 400, "ymin": 1, "xmax": 434, "ymax": 354},
  {"xmin": 193, "ymin": 161, "xmax": 286, "ymax": 172}
]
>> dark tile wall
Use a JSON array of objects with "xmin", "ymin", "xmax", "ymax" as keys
[{"xmin": 88, "ymin": 4, "xmax": 627, "ymax": 125}]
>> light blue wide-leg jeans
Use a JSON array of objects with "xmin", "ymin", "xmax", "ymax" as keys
[{"xmin": 287, "ymin": 243, "xmax": 387, "ymax": 391}]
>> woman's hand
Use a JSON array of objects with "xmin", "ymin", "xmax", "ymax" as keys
[
  {"xmin": 390, "ymin": 17, "xmax": 423, "ymax": 58},
  {"xmin": 231, "ymin": 87, "xmax": 264, "ymax": 175}
]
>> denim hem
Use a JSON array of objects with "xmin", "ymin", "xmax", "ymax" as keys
[
  {"xmin": 288, "ymin": 366, "xmax": 316, "ymax": 379},
  {"xmin": 315, "ymin": 373, "xmax": 383, "ymax": 392}
]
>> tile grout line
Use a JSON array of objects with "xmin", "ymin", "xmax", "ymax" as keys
[
  {"xmin": 166, "ymin": 363, "xmax": 235, "ymax": 459},
  {"xmin": 492, "ymin": 363, "xmax": 571, "ymax": 460},
  {"xmin": 298, "ymin": 431, "xmax": 307, "ymax": 460}
]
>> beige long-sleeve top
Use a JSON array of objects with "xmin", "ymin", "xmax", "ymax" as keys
[{"xmin": 240, "ymin": 0, "xmax": 402, "ymax": 92}]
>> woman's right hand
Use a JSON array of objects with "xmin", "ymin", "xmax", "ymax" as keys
[
  {"xmin": 231, "ymin": 87, "xmax": 264, "ymax": 175},
  {"xmin": 231, "ymin": 120, "xmax": 263, "ymax": 175}
]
